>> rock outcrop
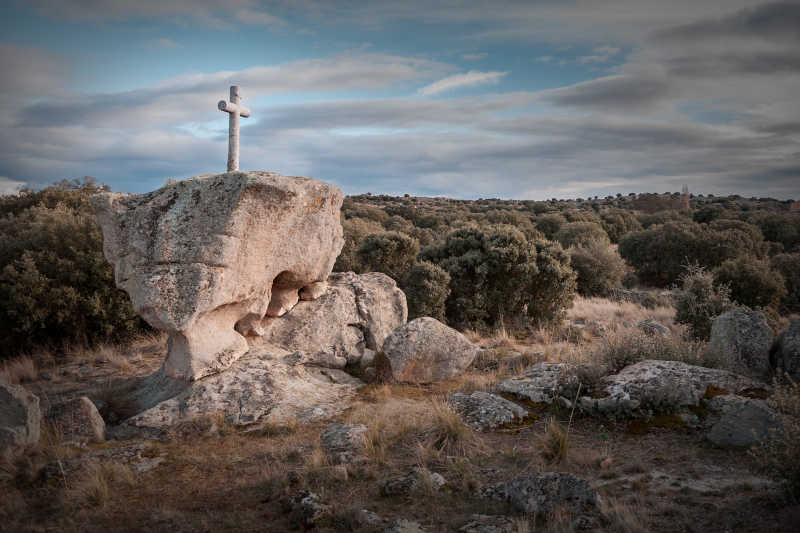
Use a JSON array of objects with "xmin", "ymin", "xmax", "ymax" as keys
[
  {"xmin": 46, "ymin": 396, "xmax": 105, "ymax": 445},
  {"xmin": 382, "ymin": 317, "xmax": 478, "ymax": 382},
  {"xmin": 497, "ymin": 363, "xmax": 577, "ymax": 404},
  {"xmin": 578, "ymin": 359, "xmax": 767, "ymax": 417},
  {"xmin": 320, "ymin": 423, "xmax": 368, "ymax": 464},
  {"xmin": 706, "ymin": 395, "xmax": 781, "ymax": 447},
  {"xmin": 92, "ymin": 171, "xmax": 344, "ymax": 381},
  {"xmin": 450, "ymin": 392, "xmax": 529, "ymax": 431},
  {"xmin": 480, "ymin": 473, "xmax": 598, "ymax": 515},
  {"xmin": 0, "ymin": 382, "xmax": 40, "ymax": 453},
  {"xmin": 774, "ymin": 319, "xmax": 800, "ymax": 380},
  {"xmin": 709, "ymin": 308, "xmax": 774, "ymax": 376}
]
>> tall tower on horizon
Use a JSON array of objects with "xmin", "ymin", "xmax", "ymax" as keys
[{"xmin": 681, "ymin": 184, "xmax": 691, "ymax": 211}]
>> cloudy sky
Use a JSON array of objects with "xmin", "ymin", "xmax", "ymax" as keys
[{"xmin": 0, "ymin": 1, "xmax": 798, "ymax": 199}]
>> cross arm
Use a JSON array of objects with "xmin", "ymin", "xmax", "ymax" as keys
[{"xmin": 217, "ymin": 100, "xmax": 251, "ymax": 117}]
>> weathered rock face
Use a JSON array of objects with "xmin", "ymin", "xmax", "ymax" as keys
[
  {"xmin": 706, "ymin": 395, "xmax": 781, "ymax": 447},
  {"xmin": 497, "ymin": 363, "xmax": 577, "ymax": 404},
  {"xmin": 257, "ymin": 272, "xmax": 407, "ymax": 359},
  {"xmin": 112, "ymin": 346, "xmax": 363, "ymax": 438},
  {"xmin": 46, "ymin": 396, "xmax": 105, "ymax": 445},
  {"xmin": 92, "ymin": 171, "xmax": 344, "ymax": 381},
  {"xmin": 320, "ymin": 423, "xmax": 368, "ymax": 464},
  {"xmin": 0, "ymin": 382, "xmax": 40, "ymax": 453},
  {"xmin": 774, "ymin": 319, "xmax": 800, "ymax": 380},
  {"xmin": 579, "ymin": 360, "xmax": 767, "ymax": 417},
  {"xmin": 709, "ymin": 308, "xmax": 774, "ymax": 376},
  {"xmin": 380, "ymin": 468, "xmax": 447, "ymax": 497},
  {"xmin": 480, "ymin": 473, "xmax": 598, "ymax": 515},
  {"xmin": 450, "ymin": 392, "xmax": 529, "ymax": 431},
  {"xmin": 382, "ymin": 317, "xmax": 478, "ymax": 382}
]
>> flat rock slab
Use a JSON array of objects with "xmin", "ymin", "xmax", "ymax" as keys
[
  {"xmin": 382, "ymin": 317, "xmax": 478, "ymax": 382},
  {"xmin": 93, "ymin": 171, "xmax": 344, "ymax": 381},
  {"xmin": 579, "ymin": 359, "xmax": 767, "ymax": 417},
  {"xmin": 496, "ymin": 362, "xmax": 577, "ymax": 404},
  {"xmin": 450, "ymin": 392, "xmax": 529, "ymax": 431},
  {"xmin": 112, "ymin": 346, "xmax": 363, "ymax": 438},
  {"xmin": 480, "ymin": 472, "xmax": 598, "ymax": 515},
  {"xmin": 706, "ymin": 395, "xmax": 781, "ymax": 447}
]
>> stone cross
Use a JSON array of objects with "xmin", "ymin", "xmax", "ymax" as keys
[{"xmin": 217, "ymin": 85, "xmax": 251, "ymax": 172}]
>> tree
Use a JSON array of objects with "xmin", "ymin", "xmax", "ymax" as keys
[
  {"xmin": 554, "ymin": 221, "xmax": 609, "ymax": 249},
  {"xmin": 402, "ymin": 261, "xmax": 450, "ymax": 322},
  {"xmin": 569, "ymin": 240, "xmax": 626, "ymax": 297},
  {"xmin": 356, "ymin": 231, "xmax": 420, "ymax": 282},
  {"xmin": 713, "ymin": 257, "xmax": 786, "ymax": 310},
  {"xmin": 674, "ymin": 265, "xmax": 732, "ymax": 340}
]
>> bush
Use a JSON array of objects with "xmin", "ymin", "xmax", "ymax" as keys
[
  {"xmin": 402, "ymin": 261, "xmax": 451, "ymax": 322},
  {"xmin": 594, "ymin": 329, "xmax": 706, "ymax": 374},
  {"xmin": 673, "ymin": 265, "xmax": 732, "ymax": 340},
  {"xmin": 356, "ymin": 231, "xmax": 420, "ymax": 282},
  {"xmin": 0, "ymin": 180, "xmax": 145, "ymax": 356},
  {"xmin": 535, "ymin": 213, "xmax": 566, "ymax": 240},
  {"xmin": 619, "ymin": 221, "xmax": 753, "ymax": 287},
  {"xmin": 749, "ymin": 377, "xmax": 800, "ymax": 501},
  {"xmin": 748, "ymin": 212, "xmax": 800, "ymax": 252},
  {"xmin": 568, "ymin": 240, "xmax": 626, "ymax": 297},
  {"xmin": 421, "ymin": 225, "xmax": 576, "ymax": 330},
  {"xmin": 713, "ymin": 257, "xmax": 786, "ymax": 310},
  {"xmin": 553, "ymin": 221, "xmax": 609, "ymax": 249},
  {"xmin": 333, "ymin": 217, "xmax": 385, "ymax": 273},
  {"xmin": 600, "ymin": 209, "xmax": 642, "ymax": 243},
  {"xmin": 771, "ymin": 253, "xmax": 800, "ymax": 313}
]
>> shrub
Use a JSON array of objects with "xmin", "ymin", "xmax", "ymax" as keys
[
  {"xmin": 749, "ymin": 377, "xmax": 800, "ymax": 501},
  {"xmin": 748, "ymin": 212, "xmax": 800, "ymax": 252},
  {"xmin": 713, "ymin": 257, "xmax": 786, "ymax": 310},
  {"xmin": 771, "ymin": 253, "xmax": 800, "ymax": 313},
  {"xmin": 554, "ymin": 221, "xmax": 609, "ymax": 249},
  {"xmin": 674, "ymin": 266, "xmax": 732, "ymax": 340},
  {"xmin": 601, "ymin": 209, "xmax": 642, "ymax": 243},
  {"xmin": 594, "ymin": 329, "xmax": 707, "ymax": 374},
  {"xmin": 568, "ymin": 240, "xmax": 626, "ymax": 297},
  {"xmin": 333, "ymin": 216, "xmax": 384, "ymax": 273},
  {"xmin": 356, "ymin": 231, "xmax": 420, "ymax": 282},
  {"xmin": 0, "ymin": 180, "xmax": 145, "ymax": 357},
  {"xmin": 402, "ymin": 261, "xmax": 451, "ymax": 322},
  {"xmin": 619, "ymin": 221, "xmax": 752, "ymax": 287},
  {"xmin": 535, "ymin": 213, "xmax": 566, "ymax": 240},
  {"xmin": 421, "ymin": 225, "xmax": 576, "ymax": 330}
]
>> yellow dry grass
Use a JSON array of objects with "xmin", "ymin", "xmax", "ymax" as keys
[{"xmin": 0, "ymin": 356, "xmax": 37, "ymax": 384}]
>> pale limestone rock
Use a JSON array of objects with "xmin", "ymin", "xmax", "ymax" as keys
[
  {"xmin": 579, "ymin": 359, "xmax": 767, "ymax": 417},
  {"xmin": 450, "ymin": 392, "xmax": 529, "ymax": 431},
  {"xmin": 496, "ymin": 362, "xmax": 577, "ymax": 404},
  {"xmin": 0, "ymin": 382, "xmax": 40, "ymax": 453},
  {"xmin": 300, "ymin": 281, "xmax": 328, "ymax": 301},
  {"xmin": 382, "ymin": 317, "xmax": 477, "ymax": 382},
  {"xmin": 258, "ymin": 272, "xmax": 406, "ymax": 357},
  {"xmin": 92, "ymin": 171, "xmax": 344, "ymax": 381},
  {"xmin": 320, "ymin": 423, "xmax": 368, "ymax": 464},
  {"xmin": 266, "ymin": 287, "xmax": 300, "ymax": 317},
  {"xmin": 46, "ymin": 396, "xmax": 105, "ymax": 444}
]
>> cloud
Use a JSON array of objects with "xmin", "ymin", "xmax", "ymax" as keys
[
  {"xmin": 462, "ymin": 52, "xmax": 488, "ymax": 60},
  {"xmin": 0, "ymin": 177, "xmax": 26, "ymax": 195},
  {"xmin": 148, "ymin": 38, "xmax": 183, "ymax": 49},
  {"xmin": 578, "ymin": 45, "xmax": 621, "ymax": 64},
  {"xmin": 537, "ymin": 73, "xmax": 673, "ymax": 112},
  {"xmin": 536, "ymin": 56, "xmax": 554, "ymax": 63},
  {"xmin": 418, "ymin": 71, "xmax": 508, "ymax": 96}
]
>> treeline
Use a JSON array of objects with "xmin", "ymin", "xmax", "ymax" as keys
[{"xmin": 0, "ymin": 181, "xmax": 798, "ymax": 359}]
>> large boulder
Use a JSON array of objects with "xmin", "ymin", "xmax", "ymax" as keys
[
  {"xmin": 774, "ymin": 319, "xmax": 800, "ymax": 380},
  {"xmin": 480, "ymin": 473, "xmax": 598, "ymax": 515},
  {"xmin": 382, "ymin": 317, "xmax": 478, "ymax": 382},
  {"xmin": 257, "ymin": 271, "xmax": 406, "ymax": 359},
  {"xmin": 92, "ymin": 171, "xmax": 344, "ymax": 381},
  {"xmin": 112, "ymin": 346, "xmax": 363, "ymax": 438},
  {"xmin": 706, "ymin": 395, "xmax": 781, "ymax": 447},
  {"xmin": 1, "ymin": 382, "xmax": 40, "ymax": 453},
  {"xmin": 579, "ymin": 359, "xmax": 767, "ymax": 417},
  {"xmin": 709, "ymin": 308, "xmax": 774, "ymax": 376},
  {"xmin": 320, "ymin": 423, "xmax": 368, "ymax": 464},
  {"xmin": 46, "ymin": 396, "xmax": 105, "ymax": 445}
]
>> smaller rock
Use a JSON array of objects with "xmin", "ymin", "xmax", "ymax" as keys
[
  {"xmin": 480, "ymin": 473, "xmax": 598, "ymax": 515},
  {"xmin": 450, "ymin": 392, "xmax": 528, "ymax": 431},
  {"xmin": 458, "ymin": 514, "xmax": 516, "ymax": 533},
  {"xmin": 384, "ymin": 520, "xmax": 426, "ymax": 533},
  {"xmin": 287, "ymin": 490, "xmax": 331, "ymax": 528},
  {"xmin": 774, "ymin": 319, "xmax": 800, "ymax": 380},
  {"xmin": 46, "ymin": 396, "xmax": 105, "ymax": 445},
  {"xmin": 382, "ymin": 317, "xmax": 478, "ymax": 382},
  {"xmin": 320, "ymin": 423, "xmax": 368, "ymax": 464},
  {"xmin": 300, "ymin": 281, "xmax": 328, "ymax": 301},
  {"xmin": 497, "ymin": 363, "xmax": 577, "ymax": 404},
  {"xmin": 284, "ymin": 349, "xmax": 347, "ymax": 369},
  {"xmin": 709, "ymin": 308, "xmax": 774, "ymax": 376},
  {"xmin": 707, "ymin": 396, "xmax": 781, "ymax": 447},
  {"xmin": 266, "ymin": 287, "xmax": 300, "ymax": 317},
  {"xmin": 380, "ymin": 468, "xmax": 447, "ymax": 497},
  {"xmin": 636, "ymin": 319, "xmax": 670, "ymax": 337},
  {"xmin": 1, "ymin": 382, "xmax": 40, "ymax": 453}
]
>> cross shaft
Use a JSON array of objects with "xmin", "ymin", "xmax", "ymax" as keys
[{"xmin": 217, "ymin": 85, "xmax": 251, "ymax": 172}]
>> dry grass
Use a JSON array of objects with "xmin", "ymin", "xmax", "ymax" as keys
[
  {"xmin": 567, "ymin": 295, "xmax": 675, "ymax": 331},
  {"xmin": 537, "ymin": 418, "xmax": 569, "ymax": 464},
  {"xmin": 0, "ymin": 356, "xmax": 38, "ymax": 384},
  {"xmin": 73, "ymin": 463, "xmax": 135, "ymax": 507}
]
